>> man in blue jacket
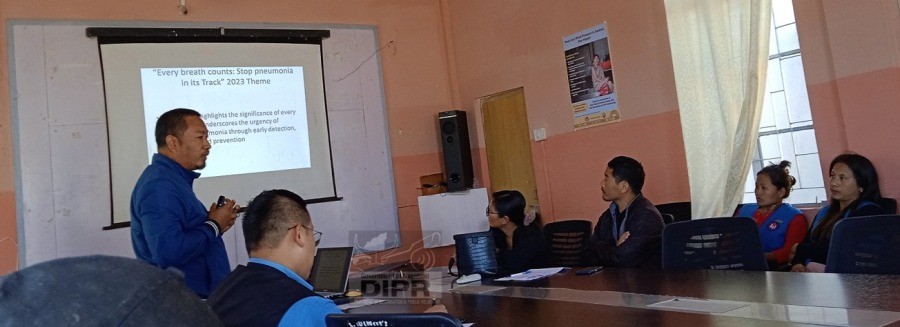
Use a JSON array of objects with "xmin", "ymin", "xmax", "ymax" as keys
[{"xmin": 131, "ymin": 108, "xmax": 240, "ymax": 298}]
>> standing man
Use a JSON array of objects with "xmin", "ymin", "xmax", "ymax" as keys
[
  {"xmin": 584, "ymin": 156, "xmax": 664, "ymax": 268},
  {"xmin": 131, "ymin": 108, "xmax": 240, "ymax": 298}
]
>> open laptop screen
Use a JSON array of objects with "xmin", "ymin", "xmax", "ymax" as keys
[{"xmin": 309, "ymin": 247, "xmax": 354, "ymax": 293}]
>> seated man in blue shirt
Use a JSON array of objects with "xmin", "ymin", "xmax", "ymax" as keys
[
  {"xmin": 209, "ymin": 189, "xmax": 338, "ymax": 326},
  {"xmin": 209, "ymin": 189, "xmax": 446, "ymax": 326}
]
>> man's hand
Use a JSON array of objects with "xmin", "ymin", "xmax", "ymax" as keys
[
  {"xmin": 790, "ymin": 263, "xmax": 807, "ymax": 272},
  {"xmin": 788, "ymin": 243, "xmax": 798, "ymax": 262},
  {"xmin": 616, "ymin": 231, "xmax": 630, "ymax": 247},
  {"xmin": 208, "ymin": 198, "xmax": 240, "ymax": 234},
  {"xmin": 424, "ymin": 304, "xmax": 447, "ymax": 313}
]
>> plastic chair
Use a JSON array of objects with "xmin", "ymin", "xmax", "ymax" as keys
[
  {"xmin": 453, "ymin": 231, "xmax": 500, "ymax": 276},
  {"xmin": 326, "ymin": 313, "xmax": 463, "ymax": 327},
  {"xmin": 656, "ymin": 201, "xmax": 692, "ymax": 222},
  {"xmin": 825, "ymin": 215, "xmax": 900, "ymax": 274},
  {"xmin": 543, "ymin": 220, "xmax": 592, "ymax": 267},
  {"xmin": 662, "ymin": 217, "xmax": 767, "ymax": 271}
]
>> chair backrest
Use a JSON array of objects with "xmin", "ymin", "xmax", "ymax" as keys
[
  {"xmin": 825, "ymin": 215, "xmax": 900, "ymax": 274},
  {"xmin": 542, "ymin": 220, "xmax": 592, "ymax": 266},
  {"xmin": 453, "ymin": 231, "xmax": 499, "ymax": 276},
  {"xmin": 877, "ymin": 198, "xmax": 897, "ymax": 214},
  {"xmin": 662, "ymin": 217, "xmax": 767, "ymax": 271},
  {"xmin": 326, "ymin": 313, "xmax": 462, "ymax": 327},
  {"xmin": 661, "ymin": 213, "xmax": 675, "ymax": 225},
  {"xmin": 656, "ymin": 201, "xmax": 692, "ymax": 222}
]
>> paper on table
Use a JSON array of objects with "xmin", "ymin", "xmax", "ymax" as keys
[
  {"xmin": 451, "ymin": 285, "xmax": 507, "ymax": 294},
  {"xmin": 337, "ymin": 298, "xmax": 386, "ymax": 310},
  {"xmin": 647, "ymin": 298, "xmax": 748, "ymax": 313},
  {"xmin": 494, "ymin": 267, "xmax": 566, "ymax": 281}
]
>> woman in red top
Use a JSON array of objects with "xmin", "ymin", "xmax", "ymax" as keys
[{"xmin": 735, "ymin": 161, "xmax": 808, "ymax": 269}]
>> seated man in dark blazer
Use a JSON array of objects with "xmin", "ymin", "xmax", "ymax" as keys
[{"xmin": 584, "ymin": 156, "xmax": 664, "ymax": 268}]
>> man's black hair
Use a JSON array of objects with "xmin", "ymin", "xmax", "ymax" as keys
[
  {"xmin": 607, "ymin": 156, "xmax": 645, "ymax": 194},
  {"xmin": 242, "ymin": 189, "xmax": 310, "ymax": 253},
  {"xmin": 155, "ymin": 108, "xmax": 201, "ymax": 148}
]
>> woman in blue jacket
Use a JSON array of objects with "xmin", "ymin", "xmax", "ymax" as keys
[
  {"xmin": 790, "ymin": 153, "xmax": 886, "ymax": 272},
  {"xmin": 735, "ymin": 161, "xmax": 807, "ymax": 269}
]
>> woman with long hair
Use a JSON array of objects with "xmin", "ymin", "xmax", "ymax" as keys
[
  {"xmin": 790, "ymin": 153, "xmax": 886, "ymax": 272},
  {"xmin": 487, "ymin": 190, "xmax": 548, "ymax": 275}
]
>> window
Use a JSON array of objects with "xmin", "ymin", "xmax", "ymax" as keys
[{"xmin": 742, "ymin": 0, "xmax": 827, "ymax": 204}]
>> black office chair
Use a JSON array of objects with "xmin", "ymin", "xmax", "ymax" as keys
[
  {"xmin": 733, "ymin": 203, "xmax": 746, "ymax": 216},
  {"xmin": 825, "ymin": 215, "xmax": 900, "ymax": 274},
  {"xmin": 543, "ymin": 220, "xmax": 592, "ymax": 266},
  {"xmin": 656, "ymin": 201, "xmax": 692, "ymax": 222},
  {"xmin": 877, "ymin": 198, "xmax": 897, "ymax": 214},
  {"xmin": 326, "ymin": 313, "xmax": 463, "ymax": 327},
  {"xmin": 453, "ymin": 231, "xmax": 500, "ymax": 276},
  {"xmin": 661, "ymin": 217, "xmax": 767, "ymax": 271},
  {"xmin": 661, "ymin": 213, "xmax": 675, "ymax": 225}
]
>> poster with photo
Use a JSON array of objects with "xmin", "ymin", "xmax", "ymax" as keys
[{"xmin": 563, "ymin": 22, "xmax": 619, "ymax": 130}]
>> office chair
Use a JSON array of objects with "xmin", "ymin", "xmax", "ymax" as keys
[
  {"xmin": 326, "ymin": 313, "xmax": 463, "ymax": 327},
  {"xmin": 662, "ymin": 217, "xmax": 767, "ymax": 271},
  {"xmin": 453, "ymin": 231, "xmax": 500, "ymax": 276},
  {"xmin": 877, "ymin": 198, "xmax": 897, "ymax": 214},
  {"xmin": 825, "ymin": 215, "xmax": 900, "ymax": 274},
  {"xmin": 661, "ymin": 213, "xmax": 675, "ymax": 225},
  {"xmin": 543, "ymin": 220, "xmax": 592, "ymax": 266},
  {"xmin": 656, "ymin": 201, "xmax": 692, "ymax": 222}
]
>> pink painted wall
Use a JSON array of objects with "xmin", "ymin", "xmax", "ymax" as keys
[
  {"xmin": 444, "ymin": 0, "xmax": 690, "ymax": 223},
  {"xmin": 3, "ymin": 0, "xmax": 899, "ymax": 274},
  {"xmin": 794, "ymin": 0, "xmax": 900, "ymax": 201}
]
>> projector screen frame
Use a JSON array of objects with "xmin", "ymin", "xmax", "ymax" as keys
[{"xmin": 89, "ymin": 27, "xmax": 341, "ymax": 230}]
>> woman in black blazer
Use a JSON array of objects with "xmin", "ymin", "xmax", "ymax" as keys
[{"xmin": 487, "ymin": 190, "xmax": 549, "ymax": 275}]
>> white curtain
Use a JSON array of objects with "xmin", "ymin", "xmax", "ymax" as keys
[{"xmin": 664, "ymin": 0, "xmax": 772, "ymax": 219}]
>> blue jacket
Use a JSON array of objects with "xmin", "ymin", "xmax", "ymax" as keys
[
  {"xmin": 792, "ymin": 200, "xmax": 885, "ymax": 265},
  {"xmin": 131, "ymin": 153, "xmax": 230, "ymax": 298},
  {"xmin": 208, "ymin": 258, "xmax": 342, "ymax": 327},
  {"xmin": 738, "ymin": 203, "xmax": 802, "ymax": 252}
]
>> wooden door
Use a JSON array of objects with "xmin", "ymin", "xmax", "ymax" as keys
[{"xmin": 480, "ymin": 88, "xmax": 539, "ymax": 212}]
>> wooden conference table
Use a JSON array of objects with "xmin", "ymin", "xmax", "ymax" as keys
[{"xmin": 347, "ymin": 268, "xmax": 900, "ymax": 326}]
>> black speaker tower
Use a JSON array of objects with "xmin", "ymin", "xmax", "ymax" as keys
[{"xmin": 438, "ymin": 110, "xmax": 474, "ymax": 192}]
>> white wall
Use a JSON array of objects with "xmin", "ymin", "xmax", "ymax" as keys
[{"xmin": 10, "ymin": 21, "xmax": 399, "ymax": 267}]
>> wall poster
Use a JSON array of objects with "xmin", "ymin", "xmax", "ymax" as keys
[{"xmin": 563, "ymin": 22, "xmax": 619, "ymax": 130}]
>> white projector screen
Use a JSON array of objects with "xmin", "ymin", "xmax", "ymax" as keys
[
  {"xmin": 102, "ymin": 40, "xmax": 337, "ymax": 225},
  {"xmin": 139, "ymin": 66, "xmax": 312, "ymax": 177}
]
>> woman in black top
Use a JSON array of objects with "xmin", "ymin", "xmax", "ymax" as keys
[
  {"xmin": 790, "ymin": 153, "xmax": 886, "ymax": 272},
  {"xmin": 487, "ymin": 190, "xmax": 549, "ymax": 275}
]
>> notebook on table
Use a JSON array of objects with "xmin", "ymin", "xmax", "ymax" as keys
[{"xmin": 309, "ymin": 247, "xmax": 355, "ymax": 298}]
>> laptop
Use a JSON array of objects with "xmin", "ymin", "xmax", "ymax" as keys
[{"xmin": 309, "ymin": 247, "xmax": 354, "ymax": 298}]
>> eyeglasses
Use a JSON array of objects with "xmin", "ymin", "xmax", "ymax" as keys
[
  {"xmin": 289, "ymin": 224, "xmax": 323, "ymax": 246},
  {"xmin": 486, "ymin": 206, "xmax": 499, "ymax": 216}
]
